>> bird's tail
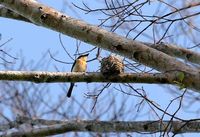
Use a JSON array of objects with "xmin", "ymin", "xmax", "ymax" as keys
[{"xmin": 67, "ymin": 83, "xmax": 74, "ymax": 98}]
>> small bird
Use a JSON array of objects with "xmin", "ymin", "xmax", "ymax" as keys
[{"xmin": 67, "ymin": 53, "xmax": 89, "ymax": 98}]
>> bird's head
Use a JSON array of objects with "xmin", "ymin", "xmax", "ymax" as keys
[{"xmin": 77, "ymin": 53, "xmax": 89, "ymax": 61}]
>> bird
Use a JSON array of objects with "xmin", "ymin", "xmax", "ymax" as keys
[{"xmin": 67, "ymin": 53, "xmax": 89, "ymax": 98}]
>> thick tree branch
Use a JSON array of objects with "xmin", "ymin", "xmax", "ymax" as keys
[
  {"xmin": 0, "ymin": 71, "xmax": 176, "ymax": 84},
  {"xmin": 1, "ymin": 5, "xmax": 200, "ymax": 66},
  {"xmin": 1, "ymin": 0, "xmax": 200, "ymax": 91},
  {"xmin": 2, "ymin": 117, "xmax": 200, "ymax": 136},
  {"xmin": 145, "ymin": 42, "xmax": 200, "ymax": 65},
  {"xmin": 0, "ymin": 5, "xmax": 30, "ymax": 22}
]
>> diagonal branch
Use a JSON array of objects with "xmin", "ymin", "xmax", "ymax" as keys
[
  {"xmin": 0, "ymin": 0, "xmax": 200, "ymax": 91},
  {"xmin": 145, "ymin": 42, "xmax": 200, "ymax": 65},
  {"xmin": 1, "ymin": 5, "xmax": 200, "ymax": 65},
  {"xmin": 0, "ymin": 5, "xmax": 30, "ymax": 22}
]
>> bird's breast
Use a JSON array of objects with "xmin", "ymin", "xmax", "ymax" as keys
[{"xmin": 72, "ymin": 60, "xmax": 87, "ymax": 72}]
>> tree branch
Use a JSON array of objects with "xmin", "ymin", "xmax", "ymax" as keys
[
  {"xmin": 2, "ymin": 117, "xmax": 200, "ymax": 136},
  {"xmin": 146, "ymin": 42, "xmax": 200, "ymax": 65},
  {"xmin": 0, "ymin": 71, "xmax": 176, "ymax": 84},
  {"xmin": 0, "ymin": 5, "xmax": 30, "ymax": 22},
  {"xmin": 1, "ymin": 5, "xmax": 200, "ymax": 65}
]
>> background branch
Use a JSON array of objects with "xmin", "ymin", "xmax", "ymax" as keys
[{"xmin": 3, "ymin": 117, "xmax": 200, "ymax": 137}]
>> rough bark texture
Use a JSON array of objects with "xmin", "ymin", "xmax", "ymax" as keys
[
  {"xmin": 1, "ymin": 5, "xmax": 200, "ymax": 65},
  {"xmin": 0, "ymin": 5, "xmax": 30, "ymax": 22},
  {"xmin": 145, "ymin": 42, "xmax": 200, "ymax": 65}
]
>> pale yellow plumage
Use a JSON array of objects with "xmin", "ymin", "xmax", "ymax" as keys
[
  {"xmin": 67, "ymin": 54, "xmax": 89, "ymax": 98},
  {"xmin": 72, "ymin": 56, "xmax": 88, "ymax": 72}
]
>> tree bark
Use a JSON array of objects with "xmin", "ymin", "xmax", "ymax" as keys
[
  {"xmin": 1, "ymin": 6, "xmax": 200, "ymax": 65},
  {"xmin": 3, "ymin": 117, "xmax": 200, "ymax": 137},
  {"xmin": 0, "ymin": 71, "xmax": 177, "ymax": 84}
]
